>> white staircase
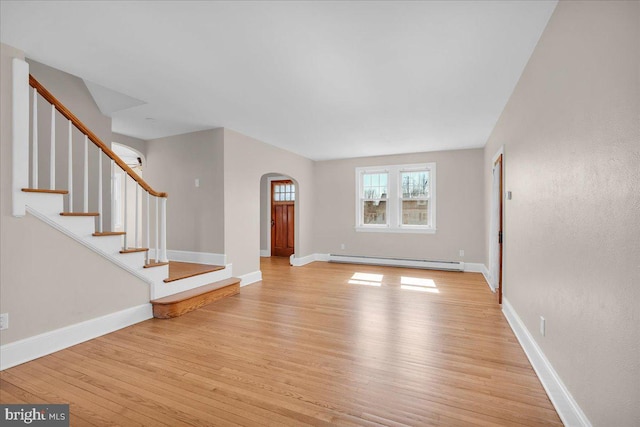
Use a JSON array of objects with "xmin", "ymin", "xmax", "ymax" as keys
[{"xmin": 11, "ymin": 58, "xmax": 233, "ymax": 302}]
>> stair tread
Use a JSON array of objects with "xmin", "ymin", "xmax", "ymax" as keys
[
  {"xmin": 93, "ymin": 231, "xmax": 126, "ymax": 236},
  {"xmin": 60, "ymin": 212, "xmax": 99, "ymax": 216},
  {"xmin": 151, "ymin": 278, "xmax": 240, "ymax": 305},
  {"xmin": 144, "ymin": 261, "xmax": 169, "ymax": 268},
  {"xmin": 163, "ymin": 261, "xmax": 226, "ymax": 283},
  {"xmin": 22, "ymin": 188, "xmax": 68, "ymax": 195},
  {"xmin": 120, "ymin": 247, "xmax": 149, "ymax": 254}
]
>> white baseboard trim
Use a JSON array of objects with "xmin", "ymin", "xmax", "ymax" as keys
[
  {"xmin": 260, "ymin": 249, "xmax": 270, "ymax": 257},
  {"xmin": 502, "ymin": 299, "xmax": 592, "ymax": 427},
  {"xmin": 0, "ymin": 304, "xmax": 153, "ymax": 371},
  {"xmin": 238, "ymin": 270, "xmax": 262, "ymax": 287},
  {"xmin": 462, "ymin": 262, "xmax": 484, "ymax": 273},
  {"xmin": 149, "ymin": 249, "xmax": 226, "ymax": 266},
  {"xmin": 481, "ymin": 265, "xmax": 493, "ymax": 292},
  {"xmin": 464, "ymin": 262, "xmax": 496, "ymax": 293},
  {"xmin": 289, "ymin": 253, "xmax": 329, "ymax": 266},
  {"xmin": 463, "ymin": 263, "xmax": 494, "ymax": 292}
]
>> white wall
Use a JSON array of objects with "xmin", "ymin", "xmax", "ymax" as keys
[
  {"xmin": 313, "ymin": 149, "xmax": 485, "ymax": 263},
  {"xmin": 224, "ymin": 129, "xmax": 315, "ymax": 276},
  {"xmin": 0, "ymin": 43, "xmax": 149, "ymax": 345},
  {"xmin": 483, "ymin": 1, "xmax": 639, "ymax": 425},
  {"xmin": 144, "ymin": 128, "xmax": 225, "ymax": 254}
]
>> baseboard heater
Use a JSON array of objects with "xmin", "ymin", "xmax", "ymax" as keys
[{"xmin": 328, "ymin": 254, "xmax": 464, "ymax": 272}]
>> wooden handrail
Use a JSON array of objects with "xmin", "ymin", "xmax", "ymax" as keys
[{"xmin": 29, "ymin": 75, "xmax": 167, "ymax": 198}]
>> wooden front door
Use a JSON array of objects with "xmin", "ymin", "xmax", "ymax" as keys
[{"xmin": 271, "ymin": 180, "xmax": 295, "ymax": 257}]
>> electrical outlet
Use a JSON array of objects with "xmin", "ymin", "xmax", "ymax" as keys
[
  {"xmin": 195, "ymin": 178, "xmax": 200, "ymax": 188},
  {"xmin": 459, "ymin": 249, "xmax": 464, "ymax": 257},
  {"xmin": 540, "ymin": 316, "xmax": 545, "ymax": 336},
  {"xmin": 340, "ymin": 243, "xmax": 346, "ymax": 250},
  {"xmin": 0, "ymin": 313, "xmax": 8, "ymax": 330}
]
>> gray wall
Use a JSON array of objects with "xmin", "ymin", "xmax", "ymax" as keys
[
  {"xmin": 28, "ymin": 59, "xmax": 113, "ymax": 229},
  {"xmin": 144, "ymin": 129, "xmax": 225, "ymax": 254},
  {"xmin": 224, "ymin": 128, "xmax": 315, "ymax": 276},
  {"xmin": 483, "ymin": 1, "xmax": 639, "ymax": 425},
  {"xmin": 1, "ymin": 43, "xmax": 149, "ymax": 345},
  {"xmin": 313, "ymin": 149, "xmax": 485, "ymax": 263}
]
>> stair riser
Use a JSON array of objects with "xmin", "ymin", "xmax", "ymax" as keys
[
  {"xmin": 53, "ymin": 215, "xmax": 97, "ymax": 237},
  {"xmin": 138, "ymin": 265, "xmax": 169, "ymax": 283},
  {"xmin": 88, "ymin": 235, "xmax": 124, "ymax": 254},
  {"xmin": 115, "ymin": 251, "xmax": 149, "ymax": 269},
  {"xmin": 152, "ymin": 283, "xmax": 239, "ymax": 319},
  {"xmin": 24, "ymin": 193, "xmax": 64, "ymax": 216},
  {"xmin": 152, "ymin": 265, "xmax": 232, "ymax": 299}
]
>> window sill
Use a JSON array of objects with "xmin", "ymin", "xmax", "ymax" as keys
[{"xmin": 355, "ymin": 226, "xmax": 436, "ymax": 234}]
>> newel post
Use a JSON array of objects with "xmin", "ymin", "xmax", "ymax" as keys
[
  {"xmin": 12, "ymin": 58, "xmax": 29, "ymax": 217},
  {"xmin": 159, "ymin": 196, "xmax": 168, "ymax": 262}
]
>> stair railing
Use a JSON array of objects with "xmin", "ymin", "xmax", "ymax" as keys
[{"xmin": 11, "ymin": 59, "xmax": 168, "ymax": 264}]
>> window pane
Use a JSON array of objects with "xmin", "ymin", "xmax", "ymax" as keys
[
  {"xmin": 363, "ymin": 172, "xmax": 388, "ymax": 199},
  {"xmin": 363, "ymin": 200, "xmax": 387, "ymax": 224},
  {"xmin": 402, "ymin": 200, "xmax": 429, "ymax": 225},
  {"xmin": 401, "ymin": 171, "xmax": 429, "ymax": 198}
]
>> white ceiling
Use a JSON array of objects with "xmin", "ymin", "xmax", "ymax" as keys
[{"xmin": 1, "ymin": 1, "xmax": 557, "ymax": 161}]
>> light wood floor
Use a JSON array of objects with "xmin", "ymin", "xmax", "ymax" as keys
[
  {"xmin": 0, "ymin": 258, "xmax": 561, "ymax": 426},
  {"xmin": 165, "ymin": 261, "xmax": 225, "ymax": 283}
]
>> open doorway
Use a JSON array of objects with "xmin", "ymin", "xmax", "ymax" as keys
[{"xmin": 111, "ymin": 143, "xmax": 144, "ymax": 244}]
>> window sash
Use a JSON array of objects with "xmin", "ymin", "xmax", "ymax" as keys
[{"xmin": 360, "ymin": 198, "xmax": 388, "ymax": 227}]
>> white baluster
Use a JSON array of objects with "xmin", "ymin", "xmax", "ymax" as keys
[
  {"xmin": 155, "ymin": 196, "xmax": 159, "ymax": 262},
  {"xmin": 97, "ymin": 150, "xmax": 103, "ymax": 233},
  {"xmin": 50, "ymin": 104, "xmax": 55, "ymax": 189},
  {"xmin": 160, "ymin": 197, "xmax": 168, "ymax": 262},
  {"xmin": 67, "ymin": 120, "xmax": 73, "ymax": 212},
  {"xmin": 146, "ymin": 191, "xmax": 150, "ymax": 264},
  {"xmin": 135, "ymin": 184, "xmax": 140, "ymax": 248},
  {"xmin": 110, "ymin": 160, "xmax": 115, "ymax": 226},
  {"xmin": 84, "ymin": 136, "xmax": 89, "ymax": 212},
  {"xmin": 123, "ymin": 173, "xmax": 128, "ymax": 249},
  {"xmin": 32, "ymin": 88, "xmax": 38, "ymax": 188}
]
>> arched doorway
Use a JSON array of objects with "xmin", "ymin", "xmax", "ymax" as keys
[
  {"xmin": 260, "ymin": 173, "xmax": 299, "ymax": 259},
  {"xmin": 111, "ymin": 143, "xmax": 145, "ymax": 243}
]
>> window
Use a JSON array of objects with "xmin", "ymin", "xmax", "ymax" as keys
[
  {"xmin": 362, "ymin": 172, "xmax": 387, "ymax": 225},
  {"xmin": 273, "ymin": 182, "xmax": 295, "ymax": 201},
  {"xmin": 356, "ymin": 163, "xmax": 436, "ymax": 233}
]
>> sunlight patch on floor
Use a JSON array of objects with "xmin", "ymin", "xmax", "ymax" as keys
[
  {"xmin": 348, "ymin": 272, "xmax": 383, "ymax": 286},
  {"xmin": 400, "ymin": 276, "xmax": 439, "ymax": 293}
]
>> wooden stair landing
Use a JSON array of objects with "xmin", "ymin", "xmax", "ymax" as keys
[
  {"xmin": 164, "ymin": 261, "xmax": 225, "ymax": 283},
  {"xmin": 151, "ymin": 278, "xmax": 240, "ymax": 319}
]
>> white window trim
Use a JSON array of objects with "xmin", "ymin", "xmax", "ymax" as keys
[{"xmin": 355, "ymin": 163, "xmax": 436, "ymax": 234}]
